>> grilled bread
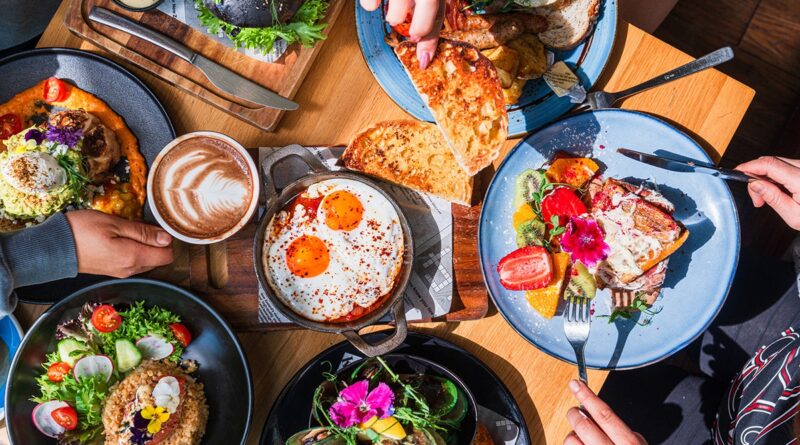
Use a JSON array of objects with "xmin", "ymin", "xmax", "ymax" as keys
[
  {"xmin": 395, "ymin": 40, "xmax": 508, "ymax": 176},
  {"xmin": 535, "ymin": 0, "xmax": 600, "ymax": 50},
  {"xmin": 343, "ymin": 120, "xmax": 474, "ymax": 205}
]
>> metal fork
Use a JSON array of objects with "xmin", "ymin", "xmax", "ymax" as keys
[
  {"xmin": 573, "ymin": 46, "xmax": 734, "ymax": 112},
  {"xmin": 564, "ymin": 295, "xmax": 591, "ymax": 384}
]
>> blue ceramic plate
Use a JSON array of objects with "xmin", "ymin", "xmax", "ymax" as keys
[
  {"xmin": 0, "ymin": 314, "xmax": 24, "ymax": 420},
  {"xmin": 355, "ymin": 0, "xmax": 618, "ymax": 137},
  {"xmin": 479, "ymin": 109, "xmax": 740, "ymax": 369}
]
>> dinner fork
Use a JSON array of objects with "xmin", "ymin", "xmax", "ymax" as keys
[
  {"xmin": 564, "ymin": 295, "xmax": 591, "ymax": 384},
  {"xmin": 573, "ymin": 47, "xmax": 734, "ymax": 112}
]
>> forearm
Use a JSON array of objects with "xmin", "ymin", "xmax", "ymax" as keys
[{"xmin": 0, "ymin": 213, "xmax": 78, "ymax": 313}]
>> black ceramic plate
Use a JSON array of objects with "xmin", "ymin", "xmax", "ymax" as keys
[
  {"xmin": 5, "ymin": 278, "xmax": 253, "ymax": 445},
  {"xmin": 261, "ymin": 332, "xmax": 531, "ymax": 445},
  {"xmin": 0, "ymin": 48, "xmax": 175, "ymax": 303}
]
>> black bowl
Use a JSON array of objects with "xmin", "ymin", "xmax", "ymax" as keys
[{"xmin": 4, "ymin": 279, "xmax": 253, "ymax": 445}]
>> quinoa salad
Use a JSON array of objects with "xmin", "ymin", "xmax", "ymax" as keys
[{"xmin": 30, "ymin": 302, "xmax": 208, "ymax": 445}]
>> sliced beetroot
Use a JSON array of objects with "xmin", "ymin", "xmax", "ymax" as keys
[
  {"xmin": 136, "ymin": 335, "xmax": 174, "ymax": 360},
  {"xmin": 32, "ymin": 400, "xmax": 69, "ymax": 438}
]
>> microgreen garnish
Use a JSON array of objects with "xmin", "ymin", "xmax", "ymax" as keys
[
  {"xmin": 602, "ymin": 294, "xmax": 662, "ymax": 326},
  {"xmin": 57, "ymin": 153, "xmax": 90, "ymax": 196}
]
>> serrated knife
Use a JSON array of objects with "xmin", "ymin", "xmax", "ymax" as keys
[
  {"xmin": 88, "ymin": 6, "xmax": 299, "ymax": 111},
  {"xmin": 616, "ymin": 148, "xmax": 759, "ymax": 183}
]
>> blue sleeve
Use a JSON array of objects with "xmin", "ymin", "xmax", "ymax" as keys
[{"xmin": 0, "ymin": 212, "xmax": 78, "ymax": 315}]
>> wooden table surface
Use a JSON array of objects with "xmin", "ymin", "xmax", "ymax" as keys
[{"xmin": 1, "ymin": 1, "xmax": 754, "ymax": 444}]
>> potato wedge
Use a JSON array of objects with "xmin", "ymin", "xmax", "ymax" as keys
[
  {"xmin": 508, "ymin": 33, "xmax": 547, "ymax": 79},
  {"xmin": 481, "ymin": 45, "xmax": 520, "ymax": 83},
  {"xmin": 503, "ymin": 78, "xmax": 527, "ymax": 105}
]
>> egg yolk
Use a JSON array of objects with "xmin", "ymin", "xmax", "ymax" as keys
[
  {"xmin": 286, "ymin": 235, "xmax": 330, "ymax": 278},
  {"xmin": 321, "ymin": 190, "xmax": 364, "ymax": 231}
]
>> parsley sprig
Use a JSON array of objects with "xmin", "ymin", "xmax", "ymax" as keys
[{"xmin": 603, "ymin": 293, "xmax": 663, "ymax": 325}]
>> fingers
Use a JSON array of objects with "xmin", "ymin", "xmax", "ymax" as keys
[
  {"xmin": 386, "ymin": 0, "xmax": 413, "ymax": 25},
  {"xmin": 360, "ymin": 0, "xmax": 381, "ymax": 11},
  {"xmin": 566, "ymin": 407, "xmax": 613, "ymax": 445},
  {"xmin": 413, "ymin": 0, "xmax": 443, "ymax": 68},
  {"xmin": 748, "ymin": 180, "xmax": 800, "ymax": 230},
  {"xmin": 115, "ymin": 219, "xmax": 173, "ymax": 248},
  {"xmin": 569, "ymin": 380, "xmax": 641, "ymax": 444},
  {"xmin": 736, "ymin": 157, "xmax": 800, "ymax": 194},
  {"xmin": 564, "ymin": 431, "xmax": 585, "ymax": 445},
  {"xmin": 114, "ymin": 238, "xmax": 174, "ymax": 277}
]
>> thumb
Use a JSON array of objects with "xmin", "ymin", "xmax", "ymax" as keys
[
  {"xmin": 114, "ymin": 219, "xmax": 173, "ymax": 247},
  {"xmin": 749, "ymin": 180, "xmax": 800, "ymax": 229}
]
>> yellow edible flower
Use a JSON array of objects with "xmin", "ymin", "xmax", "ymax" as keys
[{"xmin": 141, "ymin": 406, "xmax": 170, "ymax": 434}]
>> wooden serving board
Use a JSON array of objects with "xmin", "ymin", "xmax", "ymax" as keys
[
  {"xmin": 145, "ymin": 148, "xmax": 492, "ymax": 332},
  {"xmin": 64, "ymin": 0, "xmax": 346, "ymax": 131}
]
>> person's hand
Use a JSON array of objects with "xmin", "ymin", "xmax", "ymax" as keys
[
  {"xmin": 564, "ymin": 380, "xmax": 647, "ymax": 445},
  {"xmin": 736, "ymin": 156, "xmax": 800, "ymax": 230},
  {"xmin": 359, "ymin": 0, "xmax": 445, "ymax": 68},
  {"xmin": 65, "ymin": 210, "xmax": 174, "ymax": 277}
]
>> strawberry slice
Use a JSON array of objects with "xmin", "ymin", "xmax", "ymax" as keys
[
  {"xmin": 497, "ymin": 246, "xmax": 553, "ymax": 291},
  {"xmin": 541, "ymin": 187, "xmax": 588, "ymax": 227}
]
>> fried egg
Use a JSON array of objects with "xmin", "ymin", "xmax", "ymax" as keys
[{"xmin": 264, "ymin": 178, "xmax": 404, "ymax": 322}]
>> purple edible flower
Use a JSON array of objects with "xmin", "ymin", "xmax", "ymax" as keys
[
  {"xmin": 329, "ymin": 380, "xmax": 395, "ymax": 428},
  {"xmin": 45, "ymin": 124, "xmax": 82, "ymax": 147},
  {"xmin": 24, "ymin": 129, "xmax": 44, "ymax": 145}
]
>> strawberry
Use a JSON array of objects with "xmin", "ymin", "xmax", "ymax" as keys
[
  {"xmin": 541, "ymin": 187, "xmax": 588, "ymax": 228},
  {"xmin": 497, "ymin": 246, "xmax": 553, "ymax": 291}
]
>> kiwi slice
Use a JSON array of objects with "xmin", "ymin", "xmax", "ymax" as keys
[
  {"xmin": 516, "ymin": 218, "xmax": 546, "ymax": 247},
  {"xmin": 513, "ymin": 169, "xmax": 546, "ymax": 208},
  {"xmin": 564, "ymin": 262, "xmax": 597, "ymax": 300}
]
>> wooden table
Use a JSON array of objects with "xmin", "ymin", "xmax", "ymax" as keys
[{"xmin": 1, "ymin": 1, "xmax": 754, "ymax": 444}]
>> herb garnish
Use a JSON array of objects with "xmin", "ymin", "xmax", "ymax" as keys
[{"xmin": 602, "ymin": 294, "xmax": 662, "ymax": 325}]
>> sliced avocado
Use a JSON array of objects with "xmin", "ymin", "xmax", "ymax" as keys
[
  {"xmin": 564, "ymin": 262, "xmax": 597, "ymax": 300},
  {"xmin": 516, "ymin": 218, "xmax": 547, "ymax": 248},
  {"xmin": 513, "ymin": 169, "xmax": 546, "ymax": 208}
]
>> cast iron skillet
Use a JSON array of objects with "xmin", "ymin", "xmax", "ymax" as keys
[
  {"xmin": 254, "ymin": 145, "xmax": 413, "ymax": 357},
  {"xmin": 4, "ymin": 278, "xmax": 253, "ymax": 445},
  {"xmin": 0, "ymin": 48, "xmax": 176, "ymax": 303}
]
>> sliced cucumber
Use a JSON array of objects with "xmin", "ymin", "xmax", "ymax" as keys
[
  {"xmin": 57, "ymin": 338, "xmax": 87, "ymax": 367},
  {"xmin": 115, "ymin": 339, "xmax": 142, "ymax": 372}
]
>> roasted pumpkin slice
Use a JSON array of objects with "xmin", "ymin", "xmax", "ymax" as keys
[{"xmin": 546, "ymin": 157, "xmax": 599, "ymax": 188}]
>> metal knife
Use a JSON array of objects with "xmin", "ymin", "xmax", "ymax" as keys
[
  {"xmin": 88, "ymin": 7, "xmax": 299, "ymax": 111},
  {"xmin": 617, "ymin": 148, "xmax": 757, "ymax": 183}
]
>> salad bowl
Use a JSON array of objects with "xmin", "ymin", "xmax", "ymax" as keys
[{"xmin": 4, "ymin": 278, "xmax": 253, "ymax": 445}]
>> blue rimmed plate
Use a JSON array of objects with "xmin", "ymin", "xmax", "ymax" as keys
[
  {"xmin": 479, "ymin": 109, "xmax": 740, "ymax": 369},
  {"xmin": 355, "ymin": 0, "xmax": 618, "ymax": 137},
  {"xmin": 0, "ymin": 314, "xmax": 24, "ymax": 421}
]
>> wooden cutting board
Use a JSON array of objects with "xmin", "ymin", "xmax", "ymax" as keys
[
  {"xmin": 65, "ymin": 0, "xmax": 346, "ymax": 131},
  {"xmin": 143, "ymin": 148, "xmax": 492, "ymax": 331}
]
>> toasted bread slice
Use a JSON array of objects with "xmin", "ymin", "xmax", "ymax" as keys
[
  {"xmin": 395, "ymin": 40, "xmax": 508, "ymax": 176},
  {"xmin": 343, "ymin": 120, "xmax": 474, "ymax": 205},
  {"xmin": 535, "ymin": 0, "xmax": 600, "ymax": 50}
]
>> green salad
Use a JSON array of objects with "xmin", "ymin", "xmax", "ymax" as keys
[{"xmin": 30, "ymin": 302, "xmax": 193, "ymax": 445}]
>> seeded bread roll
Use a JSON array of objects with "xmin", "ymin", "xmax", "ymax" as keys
[
  {"xmin": 342, "ymin": 120, "xmax": 474, "ymax": 206},
  {"xmin": 535, "ymin": 0, "xmax": 601, "ymax": 50},
  {"xmin": 395, "ymin": 40, "xmax": 508, "ymax": 177}
]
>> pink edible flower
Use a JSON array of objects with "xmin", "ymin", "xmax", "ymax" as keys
[
  {"xmin": 328, "ymin": 380, "xmax": 394, "ymax": 428},
  {"xmin": 560, "ymin": 216, "xmax": 609, "ymax": 267}
]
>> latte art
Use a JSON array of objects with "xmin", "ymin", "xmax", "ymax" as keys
[{"xmin": 152, "ymin": 137, "xmax": 254, "ymax": 240}]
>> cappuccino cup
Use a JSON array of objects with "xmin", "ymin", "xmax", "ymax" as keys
[{"xmin": 147, "ymin": 131, "xmax": 259, "ymax": 244}]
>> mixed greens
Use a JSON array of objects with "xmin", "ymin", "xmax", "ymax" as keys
[
  {"xmin": 30, "ymin": 302, "xmax": 192, "ymax": 444},
  {"xmin": 195, "ymin": 0, "xmax": 330, "ymax": 54},
  {"xmin": 287, "ymin": 357, "xmax": 470, "ymax": 445}
]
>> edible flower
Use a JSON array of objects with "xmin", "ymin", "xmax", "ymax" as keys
[
  {"xmin": 560, "ymin": 216, "xmax": 609, "ymax": 267},
  {"xmin": 24, "ymin": 128, "xmax": 44, "ymax": 145},
  {"xmin": 329, "ymin": 380, "xmax": 394, "ymax": 428},
  {"xmin": 44, "ymin": 124, "xmax": 82, "ymax": 147},
  {"xmin": 140, "ymin": 405, "xmax": 170, "ymax": 434}
]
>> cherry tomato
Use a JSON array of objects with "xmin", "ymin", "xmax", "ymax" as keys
[
  {"xmin": 51, "ymin": 406, "xmax": 78, "ymax": 431},
  {"xmin": 541, "ymin": 187, "xmax": 588, "ymax": 228},
  {"xmin": 497, "ymin": 246, "xmax": 553, "ymax": 291},
  {"xmin": 169, "ymin": 323, "xmax": 192, "ymax": 347},
  {"xmin": 91, "ymin": 305, "xmax": 122, "ymax": 333},
  {"xmin": 47, "ymin": 362, "xmax": 71, "ymax": 383},
  {"xmin": 0, "ymin": 113, "xmax": 21, "ymax": 140},
  {"xmin": 42, "ymin": 77, "xmax": 70, "ymax": 103}
]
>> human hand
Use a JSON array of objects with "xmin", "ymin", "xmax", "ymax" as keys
[
  {"xmin": 736, "ymin": 156, "xmax": 800, "ymax": 230},
  {"xmin": 359, "ymin": 0, "xmax": 445, "ymax": 68},
  {"xmin": 564, "ymin": 380, "xmax": 647, "ymax": 445},
  {"xmin": 65, "ymin": 210, "xmax": 174, "ymax": 277}
]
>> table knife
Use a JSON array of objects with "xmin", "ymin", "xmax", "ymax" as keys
[
  {"xmin": 88, "ymin": 7, "xmax": 299, "ymax": 111},
  {"xmin": 617, "ymin": 148, "xmax": 757, "ymax": 183}
]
